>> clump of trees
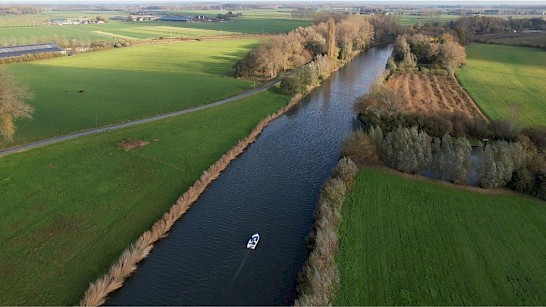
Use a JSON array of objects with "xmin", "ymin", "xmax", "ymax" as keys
[
  {"xmin": 0, "ymin": 6, "xmax": 42, "ymax": 15},
  {"xmin": 234, "ymin": 14, "xmax": 386, "ymax": 79},
  {"xmin": 393, "ymin": 33, "xmax": 466, "ymax": 72},
  {"xmin": 346, "ymin": 125, "xmax": 544, "ymax": 198},
  {"xmin": 0, "ymin": 67, "xmax": 34, "ymax": 141},
  {"xmin": 449, "ymin": 16, "xmax": 546, "ymax": 44}
]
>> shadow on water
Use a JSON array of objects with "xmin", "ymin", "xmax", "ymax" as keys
[{"xmin": 107, "ymin": 45, "xmax": 393, "ymax": 306}]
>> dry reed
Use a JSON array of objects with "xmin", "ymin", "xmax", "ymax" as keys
[
  {"xmin": 79, "ymin": 94, "xmax": 304, "ymax": 306},
  {"xmin": 294, "ymin": 158, "xmax": 358, "ymax": 306}
]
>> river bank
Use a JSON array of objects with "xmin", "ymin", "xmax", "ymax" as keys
[
  {"xmin": 105, "ymin": 45, "xmax": 393, "ymax": 305},
  {"xmin": 81, "ymin": 44, "xmax": 376, "ymax": 306}
]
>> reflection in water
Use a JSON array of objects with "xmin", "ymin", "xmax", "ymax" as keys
[{"xmin": 107, "ymin": 46, "xmax": 393, "ymax": 306}]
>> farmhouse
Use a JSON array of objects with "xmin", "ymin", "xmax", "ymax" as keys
[
  {"xmin": 159, "ymin": 16, "xmax": 194, "ymax": 22},
  {"xmin": 0, "ymin": 43, "xmax": 65, "ymax": 59}
]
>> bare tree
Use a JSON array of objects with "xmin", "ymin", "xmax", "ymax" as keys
[
  {"xmin": 327, "ymin": 17, "xmax": 337, "ymax": 58},
  {"xmin": 0, "ymin": 68, "xmax": 34, "ymax": 141}
]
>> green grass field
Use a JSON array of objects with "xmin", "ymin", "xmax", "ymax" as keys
[
  {"xmin": 334, "ymin": 167, "xmax": 546, "ymax": 305},
  {"xmin": 456, "ymin": 44, "xmax": 546, "ymax": 127},
  {"xmin": 0, "ymin": 10, "xmax": 309, "ymax": 44},
  {"xmin": 2, "ymin": 39, "xmax": 257, "ymax": 149},
  {"xmin": 396, "ymin": 14, "xmax": 460, "ymax": 26},
  {"xmin": 0, "ymin": 86, "xmax": 289, "ymax": 305}
]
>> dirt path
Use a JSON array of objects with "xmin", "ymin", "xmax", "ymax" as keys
[{"xmin": 0, "ymin": 78, "xmax": 280, "ymax": 157}]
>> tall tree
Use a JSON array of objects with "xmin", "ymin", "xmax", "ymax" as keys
[
  {"xmin": 327, "ymin": 17, "xmax": 336, "ymax": 58},
  {"xmin": 0, "ymin": 68, "xmax": 34, "ymax": 141}
]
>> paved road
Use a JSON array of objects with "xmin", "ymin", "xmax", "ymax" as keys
[{"xmin": 0, "ymin": 78, "xmax": 280, "ymax": 157}]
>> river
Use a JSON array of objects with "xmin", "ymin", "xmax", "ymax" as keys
[{"xmin": 107, "ymin": 45, "xmax": 393, "ymax": 305}]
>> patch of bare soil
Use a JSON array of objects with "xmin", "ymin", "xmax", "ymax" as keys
[{"xmin": 117, "ymin": 139, "xmax": 149, "ymax": 151}]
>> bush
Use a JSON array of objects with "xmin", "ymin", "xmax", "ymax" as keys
[
  {"xmin": 340, "ymin": 130, "xmax": 381, "ymax": 166},
  {"xmin": 522, "ymin": 126, "xmax": 546, "ymax": 152},
  {"xmin": 280, "ymin": 75, "xmax": 302, "ymax": 95},
  {"xmin": 422, "ymin": 115, "xmax": 453, "ymax": 138},
  {"xmin": 490, "ymin": 119, "xmax": 520, "ymax": 141},
  {"xmin": 332, "ymin": 157, "xmax": 358, "ymax": 187}
]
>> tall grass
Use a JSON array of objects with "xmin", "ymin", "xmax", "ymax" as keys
[
  {"xmin": 294, "ymin": 158, "xmax": 358, "ymax": 306},
  {"xmin": 79, "ymin": 94, "xmax": 304, "ymax": 306}
]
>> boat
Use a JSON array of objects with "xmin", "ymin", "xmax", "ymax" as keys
[{"xmin": 247, "ymin": 233, "xmax": 260, "ymax": 249}]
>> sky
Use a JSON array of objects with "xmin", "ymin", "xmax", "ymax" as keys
[
  {"xmin": 2, "ymin": 0, "xmax": 545, "ymax": 2},
  {"xmin": 2, "ymin": 0, "xmax": 546, "ymax": 4}
]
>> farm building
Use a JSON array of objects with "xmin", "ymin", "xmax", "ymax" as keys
[
  {"xmin": 0, "ymin": 43, "xmax": 65, "ymax": 59},
  {"xmin": 159, "ymin": 16, "xmax": 194, "ymax": 22}
]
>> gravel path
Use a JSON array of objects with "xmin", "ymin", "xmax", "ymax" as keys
[{"xmin": 0, "ymin": 78, "xmax": 279, "ymax": 157}]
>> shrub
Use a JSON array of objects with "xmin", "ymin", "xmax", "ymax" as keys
[
  {"xmin": 521, "ymin": 126, "xmax": 546, "ymax": 152},
  {"xmin": 332, "ymin": 157, "xmax": 358, "ymax": 187},
  {"xmin": 280, "ymin": 75, "xmax": 302, "ymax": 95},
  {"xmin": 422, "ymin": 114, "xmax": 453, "ymax": 138},
  {"xmin": 340, "ymin": 130, "xmax": 381, "ymax": 166},
  {"xmin": 490, "ymin": 119, "xmax": 520, "ymax": 141}
]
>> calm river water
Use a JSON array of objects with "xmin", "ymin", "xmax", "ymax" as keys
[{"xmin": 107, "ymin": 45, "xmax": 393, "ymax": 305}]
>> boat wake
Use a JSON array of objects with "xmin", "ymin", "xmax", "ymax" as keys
[{"xmin": 232, "ymin": 251, "xmax": 250, "ymax": 281}]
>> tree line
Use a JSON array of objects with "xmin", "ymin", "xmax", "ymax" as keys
[
  {"xmin": 233, "ymin": 14, "xmax": 401, "ymax": 80},
  {"xmin": 448, "ymin": 16, "xmax": 546, "ymax": 44},
  {"xmin": 0, "ymin": 6, "xmax": 42, "ymax": 15}
]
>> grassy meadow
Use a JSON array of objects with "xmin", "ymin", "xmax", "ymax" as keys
[
  {"xmin": 0, "ymin": 9, "xmax": 309, "ymax": 44},
  {"xmin": 334, "ymin": 167, "xmax": 546, "ymax": 305},
  {"xmin": 396, "ymin": 14, "xmax": 459, "ymax": 26},
  {"xmin": 2, "ymin": 38, "xmax": 257, "ymax": 149},
  {"xmin": 0, "ymin": 86, "xmax": 290, "ymax": 305},
  {"xmin": 456, "ymin": 44, "xmax": 546, "ymax": 127}
]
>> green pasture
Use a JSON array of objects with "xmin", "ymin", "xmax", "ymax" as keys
[
  {"xmin": 90, "ymin": 25, "xmax": 239, "ymax": 40},
  {"xmin": 0, "ymin": 25, "xmax": 111, "ymax": 45},
  {"xmin": 0, "ymin": 86, "xmax": 290, "ymax": 305},
  {"xmin": 0, "ymin": 9, "xmax": 309, "ymax": 44},
  {"xmin": 396, "ymin": 14, "xmax": 459, "ymax": 26},
  {"xmin": 334, "ymin": 167, "xmax": 546, "ymax": 305},
  {"xmin": 165, "ymin": 17, "xmax": 310, "ymax": 34},
  {"xmin": 3, "ymin": 39, "xmax": 257, "ymax": 149},
  {"xmin": 456, "ymin": 44, "xmax": 546, "ymax": 127}
]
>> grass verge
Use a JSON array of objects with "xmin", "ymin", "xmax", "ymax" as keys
[
  {"xmin": 456, "ymin": 44, "xmax": 546, "ymax": 127},
  {"xmin": 0, "ymin": 87, "xmax": 289, "ymax": 305},
  {"xmin": 334, "ymin": 167, "xmax": 546, "ymax": 305}
]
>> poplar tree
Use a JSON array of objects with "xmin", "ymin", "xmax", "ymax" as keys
[
  {"xmin": 450, "ymin": 137, "xmax": 472, "ymax": 185},
  {"xmin": 327, "ymin": 17, "xmax": 337, "ymax": 58}
]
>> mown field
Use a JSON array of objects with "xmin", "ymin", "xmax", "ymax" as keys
[
  {"xmin": 0, "ymin": 86, "xmax": 290, "ymax": 305},
  {"xmin": 334, "ymin": 167, "xmax": 546, "ymax": 305},
  {"xmin": 474, "ymin": 32, "xmax": 546, "ymax": 49},
  {"xmin": 456, "ymin": 44, "xmax": 546, "ymax": 127},
  {"xmin": 396, "ymin": 14, "xmax": 460, "ymax": 26},
  {"xmin": 0, "ymin": 9, "xmax": 309, "ymax": 44},
  {"xmin": 2, "ymin": 38, "xmax": 257, "ymax": 149}
]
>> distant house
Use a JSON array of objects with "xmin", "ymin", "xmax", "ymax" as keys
[
  {"xmin": 129, "ymin": 14, "xmax": 158, "ymax": 21},
  {"xmin": 0, "ymin": 43, "xmax": 65, "ymax": 59},
  {"xmin": 49, "ymin": 19, "xmax": 75, "ymax": 25},
  {"xmin": 159, "ymin": 16, "xmax": 194, "ymax": 22}
]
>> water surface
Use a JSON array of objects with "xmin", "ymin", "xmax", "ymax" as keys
[{"xmin": 108, "ymin": 46, "xmax": 393, "ymax": 305}]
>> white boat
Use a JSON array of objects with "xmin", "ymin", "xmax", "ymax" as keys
[{"xmin": 247, "ymin": 233, "xmax": 260, "ymax": 249}]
